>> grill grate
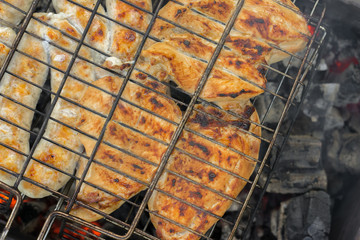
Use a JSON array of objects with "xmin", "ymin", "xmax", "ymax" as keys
[{"xmin": 0, "ymin": 0, "xmax": 326, "ymax": 239}]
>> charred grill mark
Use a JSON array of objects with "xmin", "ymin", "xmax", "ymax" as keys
[
  {"xmin": 132, "ymin": 164, "xmax": 143, "ymax": 170},
  {"xmin": 235, "ymin": 60, "xmax": 243, "ymax": 68},
  {"xmin": 136, "ymin": 72, "xmax": 147, "ymax": 80},
  {"xmin": 244, "ymin": 15, "xmax": 271, "ymax": 39},
  {"xmin": 171, "ymin": 179, "xmax": 176, "ymax": 186},
  {"xmin": 188, "ymin": 141, "xmax": 210, "ymax": 155},
  {"xmin": 273, "ymin": 24, "xmax": 286, "ymax": 36},
  {"xmin": 183, "ymin": 39, "xmax": 190, "ymax": 47},
  {"xmin": 208, "ymin": 171, "xmax": 216, "ymax": 181},
  {"xmin": 119, "ymin": 63, "xmax": 131, "ymax": 70},
  {"xmin": 149, "ymin": 97, "xmax": 164, "ymax": 108},
  {"xmin": 135, "ymin": 92, "xmax": 142, "ymax": 99},
  {"xmin": 97, "ymin": 29, "xmax": 104, "ymax": 37},
  {"xmin": 254, "ymin": 45, "xmax": 264, "ymax": 55},
  {"xmin": 179, "ymin": 204, "xmax": 187, "ymax": 216},
  {"xmin": 246, "ymin": 16, "xmax": 265, "ymax": 27},
  {"xmin": 109, "ymin": 124, "xmax": 117, "ymax": 136},
  {"xmin": 243, "ymin": 105, "xmax": 255, "ymax": 119},
  {"xmin": 124, "ymin": 30, "xmax": 136, "ymax": 42},
  {"xmin": 231, "ymin": 120, "xmax": 250, "ymax": 130},
  {"xmin": 148, "ymin": 81, "xmax": 160, "ymax": 90},
  {"xmin": 195, "ymin": 1, "xmax": 231, "ymax": 16},
  {"xmin": 217, "ymin": 89, "xmax": 254, "ymax": 98},
  {"xmin": 189, "ymin": 191, "xmax": 203, "ymax": 199},
  {"xmin": 139, "ymin": 116, "xmax": 146, "ymax": 124},
  {"xmin": 190, "ymin": 112, "xmax": 209, "ymax": 127},
  {"xmin": 117, "ymin": 102, "xmax": 129, "ymax": 115},
  {"xmin": 175, "ymin": 8, "xmax": 187, "ymax": 18},
  {"xmin": 103, "ymin": 150, "xmax": 124, "ymax": 163},
  {"xmin": 226, "ymin": 36, "xmax": 270, "ymax": 59}
]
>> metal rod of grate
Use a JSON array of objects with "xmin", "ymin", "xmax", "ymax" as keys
[{"xmin": 0, "ymin": 0, "xmax": 326, "ymax": 239}]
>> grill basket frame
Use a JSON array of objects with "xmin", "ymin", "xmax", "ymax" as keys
[{"xmin": 0, "ymin": 0, "xmax": 326, "ymax": 239}]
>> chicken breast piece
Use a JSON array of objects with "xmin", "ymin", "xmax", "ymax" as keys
[
  {"xmin": 0, "ymin": 0, "xmax": 33, "ymax": 26},
  {"xmin": 140, "ymin": 42, "xmax": 265, "ymax": 103},
  {"xmin": 53, "ymin": 0, "xmax": 109, "ymax": 63},
  {"xmin": 18, "ymin": 13, "xmax": 95, "ymax": 198},
  {"xmin": 158, "ymin": 0, "xmax": 309, "ymax": 64},
  {"xmin": 0, "ymin": 27, "xmax": 16, "ymax": 67},
  {"xmin": 0, "ymin": 18, "xmax": 48, "ymax": 186},
  {"xmin": 70, "ymin": 74, "xmax": 182, "ymax": 221},
  {"xmin": 150, "ymin": 18, "xmax": 272, "ymax": 65},
  {"xmin": 148, "ymin": 102, "xmax": 261, "ymax": 240},
  {"xmin": 105, "ymin": 0, "xmax": 152, "ymax": 68}
]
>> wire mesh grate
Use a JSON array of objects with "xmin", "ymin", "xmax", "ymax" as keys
[{"xmin": 0, "ymin": 0, "xmax": 326, "ymax": 239}]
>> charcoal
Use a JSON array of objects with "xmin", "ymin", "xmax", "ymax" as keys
[
  {"xmin": 334, "ymin": 65, "xmax": 360, "ymax": 107},
  {"xmin": 284, "ymin": 191, "xmax": 331, "ymax": 240},
  {"xmin": 331, "ymin": 179, "xmax": 360, "ymax": 239},
  {"xmin": 324, "ymin": 107, "xmax": 344, "ymax": 131},
  {"xmin": 267, "ymin": 170, "xmax": 327, "ymax": 194},
  {"xmin": 338, "ymin": 134, "xmax": 360, "ymax": 173},
  {"xmin": 302, "ymin": 83, "xmax": 340, "ymax": 123},
  {"xmin": 255, "ymin": 82, "xmax": 286, "ymax": 124},
  {"xmin": 348, "ymin": 111, "xmax": 360, "ymax": 133},
  {"xmin": 325, "ymin": 131, "xmax": 360, "ymax": 174},
  {"xmin": 266, "ymin": 135, "xmax": 327, "ymax": 194}
]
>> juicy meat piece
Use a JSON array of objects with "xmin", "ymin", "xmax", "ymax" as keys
[
  {"xmin": 158, "ymin": 0, "xmax": 310, "ymax": 64},
  {"xmin": 140, "ymin": 42, "xmax": 265, "ymax": 102},
  {"xmin": 105, "ymin": 0, "xmax": 152, "ymax": 65},
  {"xmin": 148, "ymin": 103, "xmax": 261, "ymax": 240},
  {"xmin": 53, "ymin": 0, "xmax": 109, "ymax": 63},
  {"xmin": 70, "ymin": 74, "xmax": 182, "ymax": 221},
  {"xmin": 150, "ymin": 19, "xmax": 272, "ymax": 64},
  {"xmin": 0, "ymin": 18, "xmax": 49, "ymax": 186},
  {"xmin": 18, "ymin": 13, "xmax": 95, "ymax": 198}
]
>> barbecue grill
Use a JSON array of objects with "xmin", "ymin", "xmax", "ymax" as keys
[{"xmin": 0, "ymin": 0, "xmax": 326, "ymax": 239}]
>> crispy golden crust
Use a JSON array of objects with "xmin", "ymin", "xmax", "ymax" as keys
[
  {"xmin": 150, "ymin": 18, "xmax": 271, "ymax": 66},
  {"xmin": 106, "ymin": 0, "xmax": 152, "ymax": 63},
  {"xmin": 0, "ymin": 18, "xmax": 49, "ymax": 186},
  {"xmin": 0, "ymin": 0, "xmax": 33, "ymax": 26},
  {"xmin": 52, "ymin": 0, "xmax": 109, "ymax": 62},
  {"xmin": 18, "ymin": 13, "xmax": 95, "ymax": 198},
  {"xmin": 234, "ymin": 0, "xmax": 310, "ymax": 63},
  {"xmin": 156, "ymin": 0, "xmax": 309, "ymax": 64},
  {"xmin": 148, "ymin": 102, "xmax": 261, "ymax": 240},
  {"xmin": 140, "ymin": 42, "xmax": 265, "ymax": 102},
  {"xmin": 71, "ymin": 75, "xmax": 182, "ymax": 221}
]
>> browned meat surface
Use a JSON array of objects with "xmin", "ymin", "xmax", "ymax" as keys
[
  {"xmin": 148, "ymin": 103, "xmax": 261, "ymax": 239},
  {"xmin": 71, "ymin": 74, "xmax": 182, "ymax": 221}
]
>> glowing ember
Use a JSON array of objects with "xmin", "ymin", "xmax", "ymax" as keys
[{"xmin": 52, "ymin": 221, "xmax": 102, "ymax": 239}]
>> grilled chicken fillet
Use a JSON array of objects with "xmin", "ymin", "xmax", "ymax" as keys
[
  {"xmin": 158, "ymin": 0, "xmax": 310, "ymax": 64},
  {"xmin": 140, "ymin": 42, "xmax": 265, "ymax": 103},
  {"xmin": 18, "ymin": 13, "xmax": 95, "ymax": 198},
  {"xmin": 149, "ymin": 102, "xmax": 261, "ymax": 240},
  {"xmin": 0, "ymin": 18, "xmax": 48, "ymax": 186},
  {"xmin": 53, "ymin": 0, "xmax": 109, "ymax": 63},
  {"xmin": 104, "ymin": 0, "xmax": 152, "ymax": 69},
  {"xmin": 71, "ymin": 74, "xmax": 181, "ymax": 221}
]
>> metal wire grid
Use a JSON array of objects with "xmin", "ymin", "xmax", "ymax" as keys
[{"xmin": 0, "ymin": 0, "xmax": 326, "ymax": 239}]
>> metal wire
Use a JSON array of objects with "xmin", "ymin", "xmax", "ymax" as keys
[{"xmin": 0, "ymin": 0, "xmax": 327, "ymax": 239}]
